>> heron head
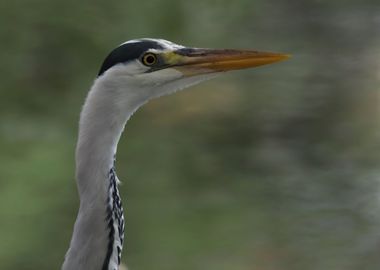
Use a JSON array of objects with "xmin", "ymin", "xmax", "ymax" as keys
[{"xmin": 96, "ymin": 38, "xmax": 289, "ymax": 100}]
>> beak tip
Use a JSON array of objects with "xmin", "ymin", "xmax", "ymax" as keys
[
  {"xmin": 267, "ymin": 53, "xmax": 291, "ymax": 65},
  {"xmin": 277, "ymin": 53, "xmax": 291, "ymax": 61}
]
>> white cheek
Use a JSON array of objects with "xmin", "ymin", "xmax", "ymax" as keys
[
  {"xmin": 125, "ymin": 60, "xmax": 150, "ymax": 75},
  {"xmin": 138, "ymin": 68, "xmax": 184, "ymax": 86},
  {"xmin": 104, "ymin": 61, "xmax": 150, "ymax": 76}
]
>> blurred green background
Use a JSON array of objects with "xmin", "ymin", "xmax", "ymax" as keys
[{"xmin": 1, "ymin": 0, "xmax": 380, "ymax": 269}]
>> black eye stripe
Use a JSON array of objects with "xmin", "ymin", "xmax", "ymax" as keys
[{"xmin": 98, "ymin": 41, "xmax": 165, "ymax": 76}]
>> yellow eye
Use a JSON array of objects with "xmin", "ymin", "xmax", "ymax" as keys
[{"xmin": 142, "ymin": 53, "xmax": 158, "ymax": 66}]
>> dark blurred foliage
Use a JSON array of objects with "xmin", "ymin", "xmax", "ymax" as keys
[{"xmin": 1, "ymin": 0, "xmax": 380, "ymax": 269}]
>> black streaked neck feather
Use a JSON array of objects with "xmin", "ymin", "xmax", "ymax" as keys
[{"xmin": 102, "ymin": 162, "xmax": 125, "ymax": 270}]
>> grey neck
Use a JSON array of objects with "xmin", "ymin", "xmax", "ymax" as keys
[{"xmin": 62, "ymin": 74, "xmax": 147, "ymax": 270}]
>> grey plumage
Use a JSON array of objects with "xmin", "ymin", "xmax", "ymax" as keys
[{"xmin": 62, "ymin": 38, "xmax": 288, "ymax": 270}]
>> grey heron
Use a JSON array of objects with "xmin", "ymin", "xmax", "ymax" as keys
[{"xmin": 61, "ymin": 38, "xmax": 288, "ymax": 270}]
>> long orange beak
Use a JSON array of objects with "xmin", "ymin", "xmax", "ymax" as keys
[{"xmin": 164, "ymin": 48, "xmax": 290, "ymax": 75}]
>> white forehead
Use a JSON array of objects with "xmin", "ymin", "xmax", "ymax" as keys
[{"xmin": 121, "ymin": 38, "xmax": 185, "ymax": 51}]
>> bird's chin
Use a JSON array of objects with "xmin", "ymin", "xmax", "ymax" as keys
[
  {"xmin": 150, "ymin": 71, "xmax": 219, "ymax": 99},
  {"xmin": 171, "ymin": 66, "xmax": 217, "ymax": 77}
]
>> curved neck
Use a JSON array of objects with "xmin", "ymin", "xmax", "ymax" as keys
[{"xmin": 63, "ymin": 74, "xmax": 147, "ymax": 270}]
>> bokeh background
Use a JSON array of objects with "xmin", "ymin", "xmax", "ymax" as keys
[{"xmin": 1, "ymin": 0, "xmax": 380, "ymax": 269}]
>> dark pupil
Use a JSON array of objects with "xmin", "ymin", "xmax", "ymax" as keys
[{"xmin": 145, "ymin": 55, "xmax": 155, "ymax": 64}]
